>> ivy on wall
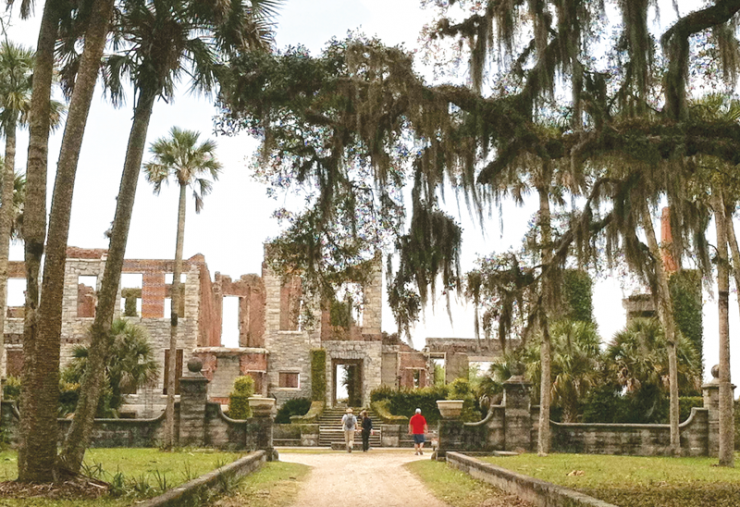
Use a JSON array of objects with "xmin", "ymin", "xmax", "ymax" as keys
[
  {"xmin": 310, "ymin": 348, "xmax": 327, "ymax": 402},
  {"xmin": 561, "ymin": 269, "xmax": 593, "ymax": 323},
  {"xmin": 669, "ymin": 270, "xmax": 703, "ymax": 375}
]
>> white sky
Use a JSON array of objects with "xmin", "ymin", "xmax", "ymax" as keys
[{"xmin": 1, "ymin": 0, "xmax": 737, "ymax": 383}]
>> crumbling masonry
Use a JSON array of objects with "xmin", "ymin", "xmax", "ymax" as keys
[{"xmin": 1, "ymin": 246, "xmax": 435, "ymax": 416}]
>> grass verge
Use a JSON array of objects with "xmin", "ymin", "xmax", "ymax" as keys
[
  {"xmin": 211, "ymin": 461, "xmax": 310, "ymax": 507},
  {"xmin": 0, "ymin": 448, "xmax": 242, "ymax": 506},
  {"xmin": 482, "ymin": 453, "xmax": 740, "ymax": 507},
  {"xmin": 405, "ymin": 460, "xmax": 530, "ymax": 507}
]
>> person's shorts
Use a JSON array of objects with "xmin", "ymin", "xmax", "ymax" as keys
[{"xmin": 413, "ymin": 434, "xmax": 425, "ymax": 444}]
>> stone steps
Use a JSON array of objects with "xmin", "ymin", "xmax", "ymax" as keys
[{"xmin": 317, "ymin": 407, "xmax": 382, "ymax": 447}]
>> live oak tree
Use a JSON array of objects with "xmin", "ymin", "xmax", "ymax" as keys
[{"xmin": 220, "ymin": 0, "xmax": 740, "ymax": 463}]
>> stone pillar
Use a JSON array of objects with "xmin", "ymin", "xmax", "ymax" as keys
[
  {"xmin": 436, "ymin": 400, "xmax": 465, "ymax": 459},
  {"xmin": 247, "ymin": 397, "xmax": 276, "ymax": 460},
  {"xmin": 703, "ymin": 364, "xmax": 722, "ymax": 458},
  {"xmin": 178, "ymin": 358, "xmax": 209, "ymax": 447},
  {"xmin": 503, "ymin": 374, "xmax": 532, "ymax": 452}
]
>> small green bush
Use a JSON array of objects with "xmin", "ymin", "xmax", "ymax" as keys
[
  {"xmin": 275, "ymin": 397, "xmax": 311, "ymax": 424},
  {"xmin": 679, "ymin": 396, "xmax": 704, "ymax": 422},
  {"xmin": 370, "ymin": 385, "xmax": 448, "ymax": 423},
  {"xmin": 447, "ymin": 378, "xmax": 482, "ymax": 422},
  {"xmin": 228, "ymin": 376, "xmax": 255, "ymax": 419},
  {"xmin": 310, "ymin": 349, "xmax": 326, "ymax": 402},
  {"xmin": 3, "ymin": 376, "xmax": 20, "ymax": 401}
]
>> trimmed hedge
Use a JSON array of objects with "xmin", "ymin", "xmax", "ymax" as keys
[
  {"xmin": 371, "ymin": 385, "xmax": 448, "ymax": 423},
  {"xmin": 310, "ymin": 349, "xmax": 326, "ymax": 402},
  {"xmin": 228, "ymin": 376, "xmax": 255, "ymax": 419},
  {"xmin": 275, "ymin": 397, "xmax": 311, "ymax": 424}
]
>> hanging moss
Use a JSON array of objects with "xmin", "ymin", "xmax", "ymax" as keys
[
  {"xmin": 669, "ymin": 270, "xmax": 703, "ymax": 376},
  {"xmin": 561, "ymin": 269, "xmax": 593, "ymax": 323},
  {"xmin": 310, "ymin": 349, "xmax": 327, "ymax": 402}
]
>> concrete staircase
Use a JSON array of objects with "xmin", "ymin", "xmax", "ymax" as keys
[{"xmin": 318, "ymin": 407, "xmax": 382, "ymax": 448}]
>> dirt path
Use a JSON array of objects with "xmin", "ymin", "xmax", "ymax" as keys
[{"xmin": 279, "ymin": 450, "xmax": 450, "ymax": 507}]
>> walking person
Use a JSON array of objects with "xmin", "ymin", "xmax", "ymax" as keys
[
  {"xmin": 341, "ymin": 408, "xmax": 359, "ymax": 453},
  {"xmin": 360, "ymin": 410, "xmax": 374, "ymax": 452},
  {"xmin": 408, "ymin": 408, "xmax": 428, "ymax": 456}
]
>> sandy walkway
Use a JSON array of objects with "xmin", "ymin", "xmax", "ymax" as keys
[{"xmin": 279, "ymin": 450, "xmax": 450, "ymax": 507}]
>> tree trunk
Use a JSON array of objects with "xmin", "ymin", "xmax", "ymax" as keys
[
  {"xmin": 59, "ymin": 92, "xmax": 155, "ymax": 473},
  {"xmin": 0, "ymin": 123, "xmax": 17, "ymax": 391},
  {"xmin": 164, "ymin": 183, "xmax": 188, "ymax": 449},
  {"xmin": 23, "ymin": 0, "xmax": 114, "ymax": 480},
  {"xmin": 18, "ymin": 1, "xmax": 61, "ymax": 483},
  {"xmin": 640, "ymin": 202, "xmax": 680, "ymax": 456},
  {"xmin": 537, "ymin": 183, "xmax": 552, "ymax": 456},
  {"xmin": 714, "ymin": 194, "xmax": 734, "ymax": 467}
]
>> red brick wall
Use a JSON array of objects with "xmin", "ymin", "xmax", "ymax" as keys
[{"xmin": 141, "ymin": 273, "xmax": 165, "ymax": 318}]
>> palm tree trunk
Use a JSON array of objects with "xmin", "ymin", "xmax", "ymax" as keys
[
  {"xmin": 60, "ymin": 91, "xmax": 156, "ymax": 473},
  {"xmin": 18, "ymin": 1, "xmax": 61, "ymax": 483},
  {"xmin": 537, "ymin": 183, "xmax": 552, "ymax": 456},
  {"xmin": 714, "ymin": 194, "xmax": 734, "ymax": 467},
  {"xmin": 640, "ymin": 202, "xmax": 680, "ymax": 456},
  {"xmin": 24, "ymin": 0, "xmax": 114, "ymax": 480},
  {"xmin": 165, "ymin": 183, "xmax": 187, "ymax": 449},
  {"xmin": 0, "ymin": 123, "xmax": 17, "ymax": 396}
]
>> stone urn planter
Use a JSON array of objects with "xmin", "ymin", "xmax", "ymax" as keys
[
  {"xmin": 437, "ymin": 400, "xmax": 464, "ymax": 419},
  {"xmin": 248, "ymin": 396, "xmax": 276, "ymax": 418}
]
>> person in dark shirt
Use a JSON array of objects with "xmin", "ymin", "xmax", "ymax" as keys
[{"xmin": 360, "ymin": 410, "xmax": 374, "ymax": 452}]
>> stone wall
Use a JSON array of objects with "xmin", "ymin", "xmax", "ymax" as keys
[
  {"xmin": 262, "ymin": 262, "xmax": 318, "ymax": 405},
  {"xmin": 436, "ymin": 374, "xmax": 721, "ymax": 458},
  {"xmin": 551, "ymin": 409, "xmax": 709, "ymax": 457},
  {"xmin": 323, "ymin": 340, "xmax": 382, "ymax": 406}
]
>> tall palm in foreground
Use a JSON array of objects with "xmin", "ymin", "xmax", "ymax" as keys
[
  {"xmin": 61, "ymin": 0, "xmax": 278, "ymax": 470},
  {"xmin": 0, "ymin": 42, "xmax": 61, "ymax": 393},
  {"xmin": 144, "ymin": 127, "xmax": 221, "ymax": 447}
]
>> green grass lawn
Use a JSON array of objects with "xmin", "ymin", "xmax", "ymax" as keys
[
  {"xmin": 406, "ymin": 460, "xmax": 530, "ymax": 507},
  {"xmin": 0, "ymin": 448, "xmax": 243, "ymax": 506},
  {"xmin": 211, "ymin": 461, "xmax": 310, "ymax": 507},
  {"xmin": 481, "ymin": 453, "xmax": 740, "ymax": 507}
]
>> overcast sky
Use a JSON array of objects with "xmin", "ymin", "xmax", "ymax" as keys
[{"xmin": 1, "ymin": 0, "xmax": 736, "ymax": 383}]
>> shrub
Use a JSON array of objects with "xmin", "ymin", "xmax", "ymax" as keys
[
  {"xmin": 310, "ymin": 349, "xmax": 326, "ymax": 402},
  {"xmin": 275, "ymin": 397, "xmax": 311, "ymax": 424},
  {"xmin": 3, "ymin": 376, "xmax": 20, "ymax": 401},
  {"xmin": 228, "ymin": 375, "xmax": 255, "ymax": 419},
  {"xmin": 447, "ymin": 378, "xmax": 482, "ymax": 422},
  {"xmin": 679, "ymin": 396, "xmax": 704, "ymax": 422},
  {"xmin": 369, "ymin": 385, "xmax": 448, "ymax": 423}
]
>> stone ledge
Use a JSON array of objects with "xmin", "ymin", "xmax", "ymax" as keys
[
  {"xmin": 446, "ymin": 452, "xmax": 617, "ymax": 507},
  {"xmin": 135, "ymin": 451, "xmax": 266, "ymax": 507}
]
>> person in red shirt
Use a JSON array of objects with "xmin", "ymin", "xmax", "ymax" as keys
[{"xmin": 408, "ymin": 408, "xmax": 428, "ymax": 455}]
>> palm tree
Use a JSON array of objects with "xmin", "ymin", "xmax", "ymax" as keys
[
  {"xmin": 17, "ymin": 0, "xmax": 116, "ymax": 481},
  {"xmin": 0, "ymin": 42, "xmax": 62, "ymax": 399},
  {"xmin": 144, "ymin": 126, "xmax": 221, "ymax": 447},
  {"xmin": 524, "ymin": 319, "xmax": 601, "ymax": 423},
  {"xmin": 60, "ymin": 0, "xmax": 278, "ymax": 471},
  {"xmin": 64, "ymin": 319, "xmax": 159, "ymax": 416},
  {"xmin": 605, "ymin": 318, "xmax": 700, "ymax": 422}
]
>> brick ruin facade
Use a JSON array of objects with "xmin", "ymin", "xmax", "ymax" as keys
[{"xmin": 1, "ymin": 246, "xmax": 435, "ymax": 416}]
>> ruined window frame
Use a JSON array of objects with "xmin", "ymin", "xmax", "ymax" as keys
[{"xmin": 278, "ymin": 371, "xmax": 300, "ymax": 389}]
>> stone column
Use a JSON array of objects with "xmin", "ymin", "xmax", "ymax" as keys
[
  {"xmin": 178, "ymin": 358, "xmax": 209, "ymax": 447},
  {"xmin": 503, "ymin": 374, "xmax": 533, "ymax": 452},
  {"xmin": 703, "ymin": 364, "xmax": 722, "ymax": 458},
  {"xmin": 436, "ymin": 400, "xmax": 465, "ymax": 459},
  {"xmin": 247, "ymin": 397, "xmax": 276, "ymax": 460}
]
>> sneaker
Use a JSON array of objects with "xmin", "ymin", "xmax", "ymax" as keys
[{"xmin": 419, "ymin": 450, "xmax": 423, "ymax": 455}]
